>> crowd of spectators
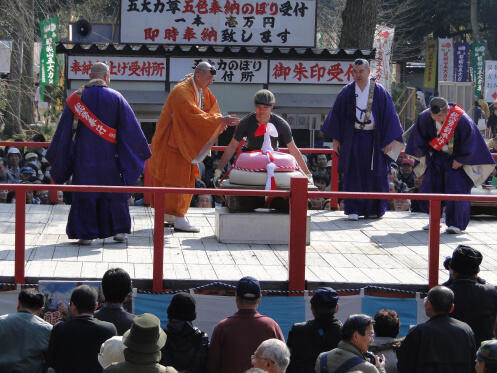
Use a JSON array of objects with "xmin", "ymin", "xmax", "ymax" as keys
[{"xmin": 1, "ymin": 245, "xmax": 497, "ymax": 373}]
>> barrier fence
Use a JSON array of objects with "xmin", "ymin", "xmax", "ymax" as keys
[{"xmin": 2, "ymin": 142, "xmax": 497, "ymax": 292}]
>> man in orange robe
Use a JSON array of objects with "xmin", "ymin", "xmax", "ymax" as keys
[{"xmin": 149, "ymin": 62, "xmax": 239, "ymax": 232}]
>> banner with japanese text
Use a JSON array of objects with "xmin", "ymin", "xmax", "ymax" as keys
[
  {"xmin": 471, "ymin": 42, "xmax": 486, "ymax": 98},
  {"xmin": 39, "ymin": 17, "xmax": 58, "ymax": 86},
  {"xmin": 370, "ymin": 25, "xmax": 394, "ymax": 92},
  {"xmin": 453, "ymin": 42, "xmax": 469, "ymax": 82},
  {"xmin": 170, "ymin": 57, "xmax": 267, "ymax": 83},
  {"xmin": 120, "ymin": 0, "xmax": 316, "ymax": 47},
  {"xmin": 68, "ymin": 56, "xmax": 167, "ymax": 81},
  {"xmin": 424, "ymin": 40, "xmax": 437, "ymax": 88},
  {"xmin": 484, "ymin": 61, "xmax": 497, "ymax": 103},
  {"xmin": 438, "ymin": 38, "xmax": 454, "ymax": 82},
  {"xmin": 269, "ymin": 60, "xmax": 354, "ymax": 84}
]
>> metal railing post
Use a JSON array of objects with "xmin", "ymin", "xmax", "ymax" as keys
[
  {"xmin": 143, "ymin": 161, "xmax": 151, "ymax": 205},
  {"xmin": 330, "ymin": 150, "xmax": 339, "ymax": 209},
  {"xmin": 428, "ymin": 199, "xmax": 441, "ymax": 289},
  {"xmin": 288, "ymin": 176, "xmax": 308, "ymax": 291},
  {"xmin": 152, "ymin": 191, "xmax": 165, "ymax": 292},
  {"xmin": 14, "ymin": 189, "xmax": 26, "ymax": 284}
]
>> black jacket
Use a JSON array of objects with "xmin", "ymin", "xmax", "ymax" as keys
[
  {"xmin": 444, "ymin": 276, "xmax": 497, "ymax": 346},
  {"xmin": 397, "ymin": 314, "xmax": 476, "ymax": 373},
  {"xmin": 94, "ymin": 305, "xmax": 135, "ymax": 336},
  {"xmin": 286, "ymin": 315, "xmax": 342, "ymax": 373},
  {"xmin": 160, "ymin": 320, "xmax": 209, "ymax": 373}
]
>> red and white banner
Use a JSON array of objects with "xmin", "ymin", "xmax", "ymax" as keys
[
  {"xmin": 484, "ymin": 60, "xmax": 497, "ymax": 102},
  {"xmin": 438, "ymin": 38, "xmax": 454, "ymax": 82},
  {"xmin": 370, "ymin": 25, "xmax": 394, "ymax": 92},
  {"xmin": 170, "ymin": 57, "xmax": 267, "ymax": 83},
  {"xmin": 68, "ymin": 56, "xmax": 167, "ymax": 81},
  {"xmin": 120, "ymin": 0, "xmax": 316, "ymax": 47},
  {"xmin": 269, "ymin": 60, "xmax": 354, "ymax": 84}
]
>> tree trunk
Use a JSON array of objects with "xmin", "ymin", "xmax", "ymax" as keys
[
  {"xmin": 470, "ymin": 0, "xmax": 480, "ymax": 42},
  {"xmin": 339, "ymin": 0, "xmax": 378, "ymax": 49},
  {"xmin": 20, "ymin": 0, "xmax": 34, "ymax": 126}
]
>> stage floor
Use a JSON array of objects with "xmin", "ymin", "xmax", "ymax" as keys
[{"xmin": 1, "ymin": 204, "xmax": 497, "ymax": 286}]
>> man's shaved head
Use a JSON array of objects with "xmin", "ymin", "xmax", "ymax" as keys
[{"xmin": 90, "ymin": 62, "xmax": 109, "ymax": 77}]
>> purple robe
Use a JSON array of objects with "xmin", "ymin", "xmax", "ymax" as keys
[
  {"xmin": 46, "ymin": 86, "xmax": 151, "ymax": 239},
  {"xmin": 321, "ymin": 81, "xmax": 404, "ymax": 217},
  {"xmin": 405, "ymin": 106, "xmax": 495, "ymax": 230}
]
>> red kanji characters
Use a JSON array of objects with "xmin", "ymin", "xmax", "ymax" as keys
[
  {"xmin": 70, "ymin": 60, "xmax": 82, "ymax": 75},
  {"xmin": 326, "ymin": 63, "xmax": 344, "ymax": 82},
  {"xmin": 81, "ymin": 61, "xmax": 93, "ymax": 75},
  {"xmin": 129, "ymin": 61, "xmax": 141, "ymax": 76},
  {"xmin": 141, "ymin": 61, "xmax": 152, "ymax": 76},
  {"xmin": 201, "ymin": 27, "xmax": 218, "ymax": 42},
  {"xmin": 183, "ymin": 27, "xmax": 197, "ymax": 41},
  {"xmin": 209, "ymin": 0, "xmax": 223, "ymax": 13},
  {"xmin": 109, "ymin": 61, "xmax": 118, "ymax": 75},
  {"xmin": 118, "ymin": 61, "xmax": 129, "ymax": 76},
  {"xmin": 310, "ymin": 64, "xmax": 325, "ymax": 81},
  {"xmin": 343, "ymin": 63, "xmax": 354, "ymax": 81},
  {"xmin": 183, "ymin": 0, "xmax": 195, "ymax": 13},
  {"xmin": 152, "ymin": 62, "xmax": 166, "ymax": 76},
  {"xmin": 272, "ymin": 62, "xmax": 291, "ymax": 80},
  {"xmin": 164, "ymin": 27, "xmax": 179, "ymax": 41},
  {"xmin": 196, "ymin": 0, "xmax": 209, "ymax": 13},
  {"xmin": 292, "ymin": 62, "xmax": 308, "ymax": 81},
  {"xmin": 224, "ymin": 0, "xmax": 240, "ymax": 14},
  {"xmin": 144, "ymin": 27, "xmax": 160, "ymax": 41}
]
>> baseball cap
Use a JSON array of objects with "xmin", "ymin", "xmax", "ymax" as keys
[
  {"xmin": 236, "ymin": 276, "xmax": 261, "ymax": 299},
  {"xmin": 445, "ymin": 244, "xmax": 482, "ymax": 275},
  {"xmin": 311, "ymin": 287, "xmax": 339, "ymax": 309},
  {"xmin": 401, "ymin": 158, "xmax": 414, "ymax": 167},
  {"xmin": 7, "ymin": 147, "xmax": 21, "ymax": 155},
  {"xmin": 254, "ymin": 89, "xmax": 275, "ymax": 106},
  {"xmin": 25, "ymin": 152, "xmax": 38, "ymax": 160},
  {"xmin": 21, "ymin": 167, "xmax": 35, "ymax": 174}
]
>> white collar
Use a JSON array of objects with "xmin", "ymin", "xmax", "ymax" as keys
[{"xmin": 192, "ymin": 76, "xmax": 201, "ymax": 108}]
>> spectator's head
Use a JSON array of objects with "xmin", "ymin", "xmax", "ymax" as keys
[
  {"xmin": 39, "ymin": 191, "xmax": 50, "ymax": 204},
  {"xmin": 245, "ymin": 369, "xmax": 268, "ymax": 373},
  {"xmin": 310, "ymin": 287, "xmax": 339, "ymax": 318},
  {"xmin": 0, "ymin": 189, "xmax": 8, "ymax": 202},
  {"xmin": 167, "ymin": 292, "xmax": 196, "ymax": 322},
  {"xmin": 476, "ymin": 339, "xmax": 497, "ymax": 373},
  {"xmin": 7, "ymin": 147, "xmax": 21, "ymax": 168},
  {"xmin": 373, "ymin": 309, "xmax": 400, "ymax": 338},
  {"xmin": 316, "ymin": 154, "xmax": 328, "ymax": 169},
  {"xmin": 89, "ymin": 62, "xmax": 110, "ymax": 86},
  {"xmin": 57, "ymin": 190, "xmax": 64, "ymax": 204},
  {"xmin": 236, "ymin": 276, "xmax": 261, "ymax": 309},
  {"xmin": 251, "ymin": 339, "xmax": 290, "ymax": 373},
  {"xmin": 122, "ymin": 313, "xmax": 166, "ymax": 354},
  {"xmin": 194, "ymin": 61, "xmax": 216, "ymax": 89},
  {"xmin": 98, "ymin": 336, "xmax": 125, "ymax": 369},
  {"xmin": 313, "ymin": 174, "xmax": 329, "ymax": 191},
  {"xmin": 17, "ymin": 288, "xmax": 44, "ymax": 315},
  {"xmin": 351, "ymin": 58, "xmax": 370, "ymax": 87},
  {"xmin": 430, "ymin": 97, "xmax": 449, "ymax": 123},
  {"xmin": 102, "ymin": 268, "xmax": 132, "ymax": 304},
  {"xmin": 70, "ymin": 285, "xmax": 98, "ymax": 315},
  {"xmin": 196, "ymin": 194, "xmax": 213, "ymax": 208},
  {"xmin": 393, "ymin": 198, "xmax": 410, "ymax": 211},
  {"xmin": 20, "ymin": 166, "xmax": 35, "ymax": 181},
  {"xmin": 444, "ymin": 245, "xmax": 482, "ymax": 278},
  {"xmin": 424, "ymin": 286, "xmax": 454, "ymax": 317},
  {"xmin": 400, "ymin": 158, "xmax": 414, "ymax": 177},
  {"xmin": 0, "ymin": 158, "xmax": 8, "ymax": 177},
  {"xmin": 341, "ymin": 314, "xmax": 375, "ymax": 353},
  {"xmin": 25, "ymin": 152, "xmax": 39, "ymax": 165}
]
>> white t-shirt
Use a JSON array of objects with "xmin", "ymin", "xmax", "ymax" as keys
[{"xmin": 355, "ymin": 80, "xmax": 375, "ymax": 127}]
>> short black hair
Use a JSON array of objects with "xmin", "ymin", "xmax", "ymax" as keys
[
  {"xmin": 427, "ymin": 286, "xmax": 454, "ymax": 314},
  {"xmin": 341, "ymin": 314, "xmax": 374, "ymax": 341},
  {"xmin": 18, "ymin": 288, "xmax": 44, "ymax": 310},
  {"xmin": 374, "ymin": 309, "xmax": 400, "ymax": 338},
  {"xmin": 70, "ymin": 285, "xmax": 98, "ymax": 314},
  {"xmin": 101, "ymin": 268, "xmax": 132, "ymax": 303},
  {"xmin": 313, "ymin": 173, "xmax": 330, "ymax": 186}
]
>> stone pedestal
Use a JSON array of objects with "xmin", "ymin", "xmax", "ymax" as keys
[{"xmin": 215, "ymin": 207, "xmax": 310, "ymax": 245}]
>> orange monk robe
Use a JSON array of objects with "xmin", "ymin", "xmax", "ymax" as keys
[{"xmin": 148, "ymin": 76, "xmax": 223, "ymax": 217}]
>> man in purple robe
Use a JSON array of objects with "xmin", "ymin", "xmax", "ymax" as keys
[
  {"xmin": 321, "ymin": 59, "xmax": 404, "ymax": 220},
  {"xmin": 405, "ymin": 97, "xmax": 495, "ymax": 234},
  {"xmin": 46, "ymin": 63, "xmax": 151, "ymax": 244}
]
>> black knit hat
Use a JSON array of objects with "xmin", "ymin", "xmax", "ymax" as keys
[
  {"xmin": 167, "ymin": 292, "xmax": 196, "ymax": 322},
  {"xmin": 446, "ymin": 245, "xmax": 483, "ymax": 275}
]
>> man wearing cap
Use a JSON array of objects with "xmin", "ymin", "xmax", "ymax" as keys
[
  {"xmin": 398, "ymin": 158, "xmax": 415, "ymax": 189},
  {"xmin": 47, "ymin": 62, "xmax": 151, "ymax": 244},
  {"xmin": 149, "ymin": 61, "xmax": 239, "ymax": 233},
  {"xmin": 6, "ymin": 147, "xmax": 22, "ymax": 183},
  {"xmin": 321, "ymin": 59, "xmax": 404, "ymax": 221},
  {"xmin": 0, "ymin": 158, "xmax": 15, "ymax": 183},
  {"xmin": 286, "ymin": 287, "xmax": 342, "ymax": 373},
  {"xmin": 475, "ymin": 340, "xmax": 497, "ymax": 373},
  {"xmin": 405, "ymin": 96, "xmax": 495, "ymax": 234},
  {"xmin": 104, "ymin": 313, "xmax": 178, "ymax": 373},
  {"xmin": 442, "ymin": 245, "xmax": 497, "ymax": 346},
  {"xmin": 208, "ymin": 276, "xmax": 285, "ymax": 373},
  {"xmin": 397, "ymin": 286, "xmax": 476, "ymax": 373},
  {"xmin": 214, "ymin": 89, "xmax": 311, "ymax": 180}
]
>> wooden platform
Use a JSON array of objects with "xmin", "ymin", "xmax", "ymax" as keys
[{"xmin": 1, "ymin": 204, "xmax": 497, "ymax": 287}]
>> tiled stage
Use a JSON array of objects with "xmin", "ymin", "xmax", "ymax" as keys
[{"xmin": 1, "ymin": 204, "xmax": 497, "ymax": 286}]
